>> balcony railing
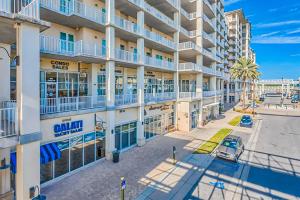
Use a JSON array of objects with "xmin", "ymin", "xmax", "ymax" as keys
[
  {"xmin": 0, "ymin": 0, "xmax": 40, "ymax": 20},
  {"xmin": 0, "ymin": 101, "xmax": 17, "ymax": 138},
  {"xmin": 203, "ymin": 91, "xmax": 217, "ymax": 97},
  {"xmin": 75, "ymin": 40, "xmax": 106, "ymax": 58},
  {"xmin": 202, "ymin": 48, "xmax": 215, "ymax": 60},
  {"xmin": 40, "ymin": 0, "xmax": 105, "ymax": 25},
  {"xmin": 115, "ymin": 49, "xmax": 139, "ymax": 64},
  {"xmin": 203, "ymin": 14, "xmax": 215, "ymax": 29},
  {"xmin": 145, "ymin": 92, "xmax": 176, "ymax": 103},
  {"xmin": 115, "ymin": 94, "xmax": 137, "ymax": 106},
  {"xmin": 144, "ymin": 56, "xmax": 174, "ymax": 70},
  {"xmin": 40, "ymin": 96, "xmax": 106, "ymax": 114},
  {"xmin": 178, "ymin": 42, "xmax": 201, "ymax": 52},
  {"xmin": 202, "ymin": 66, "xmax": 216, "ymax": 76},
  {"xmin": 202, "ymin": 32, "xmax": 215, "ymax": 44},
  {"xmin": 179, "ymin": 92, "xmax": 201, "ymax": 99},
  {"xmin": 114, "ymin": 15, "xmax": 140, "ymax": 34},
  {"xmin": 144, "ymin": 2, "xmax": 175, "ymax": 28},
  {"xmin": 178, "ymin": 63, "xmax": 202, "ymax": 72},
  {"xmin": 203, "ymin": 0, "xmax": 216, "ymax": 14},
  {"xmin": 144, "ymin": 29, "xmax": 176, "ymax": 49},
  {"xmin": 180, "ymin": 8, "xmax": 196, "ymax": 20}
]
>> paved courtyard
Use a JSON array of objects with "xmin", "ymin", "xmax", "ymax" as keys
[{"xmin": 42, "ymin": 110, "xmax": 241, "ymax": 200}]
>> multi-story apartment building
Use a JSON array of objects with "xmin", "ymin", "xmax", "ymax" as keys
[
  {"xmin": 224, "ymin": 9, "xmax": 254, "ymax": 105},
  {"xmin": 0, "ymin": 0, "xmax": 242, "ymax": 199}
]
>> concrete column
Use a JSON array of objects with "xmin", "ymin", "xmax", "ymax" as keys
[
  {"xmin": 88, "ymin": 64, "xmax": 98, "ymax": 96},
  {"xmin": 106, "ymin": 0, "xmax": 115, "ymax": 25},
  {"xmin": 0, "ymin": 43, "xmax": 11, "ymax": 101},
  {"xmin": 106, "ymin": 27, "xmax": 115, "ymax": 60},
  {"xmin": 105, "ymin": 61, "xmax": 115, "ymax": 160},
  {"xmin": 137, "ymin": 66, "xmax": 145, "ymax": 146},
  {"xmin": 123, "ymin": 68, "xmax": 128, "ymax": 95},
  {"xmin": 16, "ymin": 23, "xmax": 41, "ymax": 200},
  {"xmin": 137, "ymin": 10, "xmax": 144, "ymax": 35},
  {"xmin": 226, "ymin": 82, "xmax": 230, "ymax": 103}
]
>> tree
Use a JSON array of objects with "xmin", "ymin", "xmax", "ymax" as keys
[{"xmin": 230, "ymin": 57, "xmax": 259, "ymax": 109}]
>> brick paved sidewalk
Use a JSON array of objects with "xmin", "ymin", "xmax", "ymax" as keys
[{"xmin": 42, "ymin": 110, "xmax": 241, "ymax": 200}]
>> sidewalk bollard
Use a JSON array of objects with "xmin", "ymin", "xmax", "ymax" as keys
[
  {"xmin": 173, "ymin": 146, "xmax": 176, "ymax": 165},
  {"xmin": 120, "ymin": 177, "xmax": 126, "ymax": 200}
]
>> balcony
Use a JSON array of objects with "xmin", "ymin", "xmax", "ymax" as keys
[
  {"xmin": 40, "ymin": 35, "xmax": 106, "ymax": 62},
  {"xmin": 178, "ymin": 63, "xmax": 202, "ymax": 72},
  {"xmin": 115, "ymin": 49, "xmax": 139, "ymax": 64},
  {"xmin": 216, "ymin": 70, "xmax": 224, "ymax": 77},
  {"xmin": 0, "ymin": 101, "xmax": 17, "ymax": 138},
  {"xmin": 178, "ymin": 42, "xmax": 201, "ymax": 52},
  {"xmin": 202, "ymin": 66, "xmax": 216, "ymax": 76},
  {"xmin": 180, "ymin": 8, "xmax": 196, "ymax": 20},
  {"xmin": 144, "ymin": 56, "xmax": 175, "ymax": 71},
  {"xmin": 144, "ymin": 2, "xmax": 176, "ymax": 31},
  {"xmin": 179, "ymin": 92, "xmax": 202, "ymax": 100},
  {"xmin": 203, "ymin": 90, "xmax": 217, "ymax": 97},
  {"xmin": 114, "ymin": 15, "xmax": 140, "ymax": 35},
  {"xmin": 144, "ymin": 29, "xmax": 176, "ymax": 50},
  {"xmin": 40, "ymin": 0, "xmax": 106, "ymax": 31},
  {"xmin": 202, "ymin": 48, "xmax": 216, "ymax": 60},
  {"xmin": 115, "ymin": 94, "xmax": 137, "ymax": 106},
  {"xmin": 202, "ymin": 32, "xmax": 215, "ymax": 45},
  {"xmin": 40, "ymin": 96, "xmax": 106, "ymax": 115},
  {"xmin": 0, "ymin": 0, "xmax": 40, "ymax": 20},
  {"xmin": 203, "ymin": 14, "xmax": 215, "ymax": 29},
  {"xmin": 203, "ymin": 0, "xmax": 216, "ymax": 15},
  {"xmin": 144, "ymin": 92, "xmax": 176, "ymax": 103}
]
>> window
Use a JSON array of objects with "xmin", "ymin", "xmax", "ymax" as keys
[
  {"xmin": 120, "ymin": 45, "xmax": 125, "ymax": 50},
  {"xmin": 127, "ymin": 76, "xmax": 137, "ymax": 94},
  {"xmin": 96, "ymin": 131, "xmax": 106, "ymax": 160},
  {"xmin": 84, "ymin": 132, "xmax": 95, "ymax": 165},
  {"xmin": 55, "ymin": 139, "xmax": 70, "ymax": 178},
  {"xmin": 164, "ymin": 79, "xmax": 174, "ymax": 93},
  {"xmin": 40, "ymin": 162, "xmax": 53, "ymax": 184},
  {"xmin": 115, "ymin": 122, "xmax": 137, "ymax": 150},
  {"xmin": 115, "ymin": 75, "xmax": 124, "ymax": 95},
  {"xmin": 70, "ymin": 135, "xmax": 83, "ymax": 171},
  {"xmin": 97, "ymin": 73, "xmax": 106, "ymax": 95},
  {"xmin": 79, "ymin": 73, "xmax": 88, "ymax": 96}
]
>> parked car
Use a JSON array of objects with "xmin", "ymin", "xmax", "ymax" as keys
[
  {"xmin": 216, "ymin": 135, "xmax": 244, "ymax": 162},
  {"xmin": 259, "ymin": 97, "xmax": 265, "ymax": 102},
  {"xmin": 240, "ymin": 115, "xmax": 253, "ymax": 128}
]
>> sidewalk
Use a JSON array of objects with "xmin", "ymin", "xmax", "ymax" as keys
[{"xmin": 42, "ymin": 110, "xmax": 241, "ymax": 200}]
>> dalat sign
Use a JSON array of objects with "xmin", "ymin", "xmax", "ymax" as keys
[{"xmin": 54, "ymin": 120, "xmax": 83, "ymax": 137}]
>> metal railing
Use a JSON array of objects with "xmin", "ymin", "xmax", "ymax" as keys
[
  {"xmin": 115, "ymin": 94, "xmax": 137, "ymax": 106},
  {"xmin": 202, "ymin": 66, "xmax": 216, "ymax": 75},
  {"xmin": 75, "ymin": 40, "xmax": 106, "ymax": 58},
  {"xmin": 203, "ymin": 90, "xmax": 217, "ymax": 97},
  {"xmin": 144, "ymin": 92, "xmax": 176, "ymax": 103},
  {"xmin": 40, "ymin": 0, "xmax": 105, "ymax": 24},
  {"xmin": 0, "ymin": 0, "xmax": 40, "ymax": 19},
  {"xmin": 115, "ymin": 49, "xmax": 139, "ymax": 64},
  {"xmin": 202, "ymin": 48, "xmax": 215, "ymax": 60},
  {"xmin": 144, "ymin": 2, "xmax": 175, "ymax": 28},
  {"xmin": 144, "ymin": 29, "xmax": 176, "ymax": 49},
  {"xmin": 179, "ymin": 92, "xmax": 201, "ymax": 99},
  {"xmin": 203, "ymin": 0, "xmax": 216, "ymax": 14},
  {"xmin": 178, "ymin": 42, "xmax": 201, "ymax": 52},
  {"xmin": 178, "ymin": 63, "xmax": 202, "ymax": 72},
  {"xmin": 144, "ymin": 55, "xmax": 174, "ymax": 70},
  {"xmin": 202, "ymin": 32, "xmax": 215, "ymax": 44},
  {"xmin": 0, "ymin": 101, "xmax": 17, "ymax": 138},
  {"xmin": 40, "ymin": 96, "xmax": 106, "ymax": 114},
  {"xmin": 180, "ymin": 8, "xmax": 196, "ymax": 20},
  {"xmin": 40, "ymin": 35, "xmax": 75, "ymax": 56},
  {"xmin": 114, "ymin": 15, "xmax": 140, "ymax": 34},
  {"xmin": 203, "ymin": 14, "xmax": 216, "ymax": 28}
]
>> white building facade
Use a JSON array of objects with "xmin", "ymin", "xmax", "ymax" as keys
[{"xmin": 0, "ymin": 1, "xmax": 253, "ymax": 199}]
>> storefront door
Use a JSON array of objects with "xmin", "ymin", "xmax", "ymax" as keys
[
  {"xmin": 46, "ymin": 83, "xmax": 57, "ymax": 98},
  {"xmin": 191, "ymin": 111, "xmax": 198, "ymax": 129}
]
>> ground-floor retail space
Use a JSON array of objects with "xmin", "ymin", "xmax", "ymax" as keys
[{"xmin": 177, "ymin": 101, "xmax": 202, "ymax": 132}]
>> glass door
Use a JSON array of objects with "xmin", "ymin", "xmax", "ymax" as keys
[{"xmin": 46, "ymin": 83, "xmax": 57, "ymax": 98}]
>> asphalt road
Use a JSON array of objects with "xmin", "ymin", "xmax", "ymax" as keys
[{"xmin": 186, "ymin": 114, "xmax": 300, "ymax": 200}]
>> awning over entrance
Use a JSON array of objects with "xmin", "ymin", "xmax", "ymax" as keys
[{"xmin": 10, "ymin": 143, "xmax": 61, "ymax": 174}]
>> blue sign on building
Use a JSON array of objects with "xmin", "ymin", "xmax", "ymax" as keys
[{"xmin": 54, "ymin": 120, "xmax": 83, "ymax": 137}]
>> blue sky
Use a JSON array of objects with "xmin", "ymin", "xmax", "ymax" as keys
[{"xmin": 224, "ymin": 0, "xmax": 300, "ymax": 80}]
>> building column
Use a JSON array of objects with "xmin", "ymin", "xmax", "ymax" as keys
[
  {"xmin": 88, "ymin": 64, "xmax": 98, "ymax": 97},
  {"xmin": 0, "ymin": 43, "xmax": 11, "ymax": 101},
  {"xmin": 15, "ymin": 23, "xmax": 41, "ymax": 200},
  {"xmin": 137, "ymin": 66, "xmax": 145, "ymax": 146},
  {"xmin": 226, "ymin": 81, "xmax": 230, "ymax": 104}
]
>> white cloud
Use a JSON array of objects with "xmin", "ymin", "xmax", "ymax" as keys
[
  {"xmin": 224, "ymin": 0, "xmax": 242, "ymax": 6},
  {"xmin": 260, "ymin": 31, "xmax": 281, "ymax": 37},
  {"xmin": 252, "ymin": 36, "xmax": 300, "ymax": 44},
  {"xmin": 287, "ymin": 28, "xmax": 300, "ymax": 35},
  {"xmin": 255, "ymin": 20, "xmax": 300, "ymax": 28}
]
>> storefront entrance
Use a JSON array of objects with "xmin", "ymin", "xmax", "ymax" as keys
[
  {"xmin": 191, "ymin": 111, "xmax": 199, "ymax": 129},
  {"xmin": 115, "ymin": 122, "xmax": 137, "ymax": 151}
]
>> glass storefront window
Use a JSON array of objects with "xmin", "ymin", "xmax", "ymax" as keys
[
  {"xmin": 55, "ymin": 139, "xmax": 70, "ymax": 178},
  {"xmin": 70, "ymin": 135, "xmax": 83, "ymax": 171},
  {"xmin": 41, "ymin": 162, "xmax": 53, "ymax": 184},
  {"xmin": 127, "ymin": 76, "xmax": 137, "ymax": 94},
  {"xmin": 96, "ymin": 136, "xmax": 106, "ymax": 160},
  {"xmin": 115, "ymin": 122, "xmax": 137, "ymax": 151},
  {"xmin": 84, "ymin": 132, "xmax": 95, "ymax": 165}
]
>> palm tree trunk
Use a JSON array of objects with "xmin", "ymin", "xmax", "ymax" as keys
[{"xmin": 242, "ymin": 78, "xmax": 247, "ymax": 109}]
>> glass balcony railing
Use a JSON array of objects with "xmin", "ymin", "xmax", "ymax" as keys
[
  {"xmin": 115, "ymin": 49, "xmax": 139, "ymax": 64},
  {"xmin": 145, "ymin": 92, "xmax": 176, "ymax": 103},
  {"xmin": 144, "ymin": 55, "xmax": 175, "ymax": 70},
  {"xmin": 114, "ymin": 15, "xmax": 140, "ymax": 34},
  {"xmin": 144, "ymin": 29, "xmax": 176, "ymax": 49},
  {"xmin": 115, "ymin": 94, "xmax": 137, "ymax": 106}
]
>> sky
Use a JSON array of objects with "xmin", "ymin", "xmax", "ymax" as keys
[{"xmin": 224, "ymin": 0, "xmax": 300, "ymax": 80}]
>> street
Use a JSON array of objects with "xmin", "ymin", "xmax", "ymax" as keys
[{"xmin": 186, "ymin": 113, "xmax": 300, "ymax": 200}]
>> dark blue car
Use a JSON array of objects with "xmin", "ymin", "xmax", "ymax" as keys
[{"xmin": 240, "ymin": 115, "xmax": 253, "ymax": 128}]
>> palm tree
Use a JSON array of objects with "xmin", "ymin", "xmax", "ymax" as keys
[{"xmin": 230, "ymin": 57, "xmax": 259, "ymax": 109}]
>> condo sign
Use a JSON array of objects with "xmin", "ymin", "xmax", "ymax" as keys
[{"xmin": 53, "ymin": 120, "xmax": 83, "ymax": 137}]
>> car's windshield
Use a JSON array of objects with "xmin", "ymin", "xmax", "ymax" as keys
[
  {"xmin": 242, "ymin": 116, "xmax": 251, "ymax": 122},
  {"xmin": 222, "ymin": 140, "xmax": 238, "ymax": 148}
]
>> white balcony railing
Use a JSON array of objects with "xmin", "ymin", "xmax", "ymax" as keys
[
  {"xmin": 114, "ymin": 15, "xmax": 140, "ymax": 34},
  {"xmin": 0, "ymin": 101, "xmax": 17, "ymax": 138},
  {"xmin": 178, "ymin": 63, "xmax": 202, "ymax": 72},
  {"xmin": 144, "ymin": 56, "xmax": 174, "ymax": 70},
  {"xmin": 115, "ymin": 49, "xmax": 139, "ymax": 64},
  {"xmin": 202, "ymin": 66, "xmax": 216, "ymax": 76},
  {"xmin": 75, "ymin": 40, "xmax": 106, "ymax": 58},
  {"xmin": 40, "ymin": 0, "xmax": 105, "ymax": 25},
  {"xmin": 179, "ymin": 92, "xmax": 201, "ymax": 99},
  {"xmin": 115, "ymin": 94, "xmax": 137, "ymax": 106},
  {"xmin": 202, "ymin": 32, "xmax": 215, "ymax": 44},
  {"xmin": 203, "ymin": 91, "xmax": 217, "ymax": 97},
  {"xmin": 144, "ymin": 29, "xmax": 176, "ymax": 49},
  {"xmin": 0, "ymin": 0, "xmax": 40, "ymax": 20},
  {"xmin": 144, "ymin": 2, "xmax": 175, "ymax": 28},
  {"xmin": 202, "ymin": 48, "xmax": 215, "ymax": 60},
  {"xmin": 203, "ymin": 14, "xmax": 216, "ymax": 28},
  {"xmin": 40, "ymin": 35, "xmax": 75, "ymax": 56},
  {"xmin": 180, "ymin": 8, "xmax": 196, "ymax": 20},
  {"xmin": 145, "ymin": 92, "xmax": 176, "ymax": 103},
  {"xmin": 203, "ymin": 0, "xmax": 216, "ymax": 14},
  {"xmin": 40, "ymin": 96, "xmax": 106, "ymax": 114},
  {"xmin": 178, "ymin": 42, "xmax": 201, "ymax": 52}
]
